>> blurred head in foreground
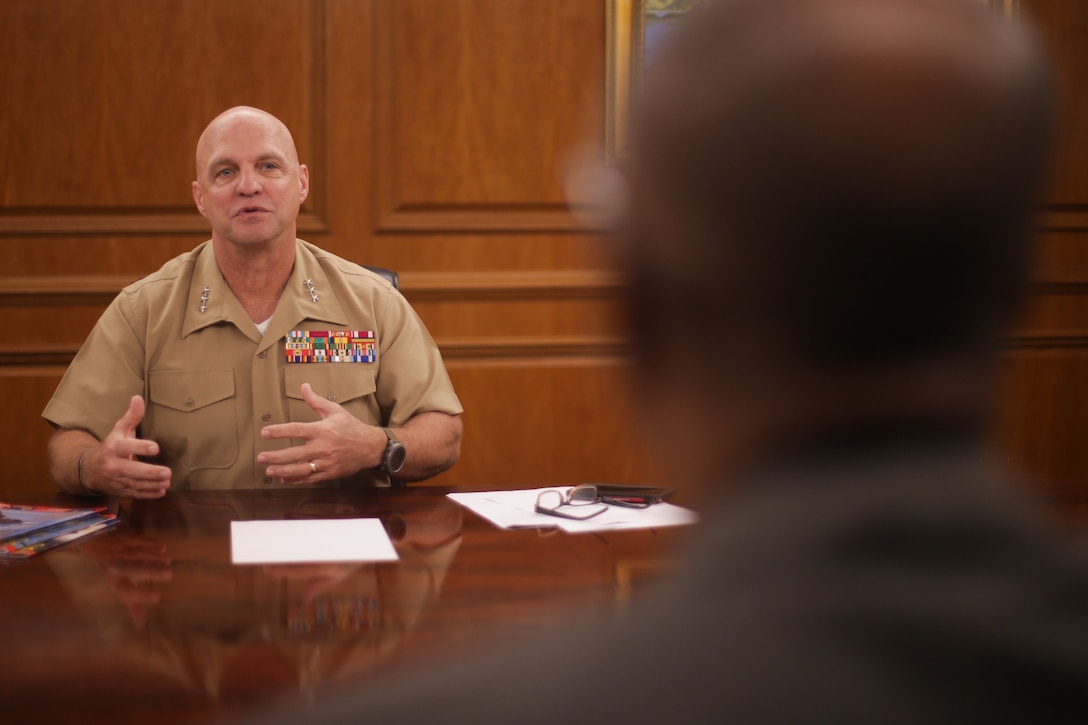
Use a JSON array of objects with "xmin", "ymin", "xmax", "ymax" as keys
[
  {"xmin": 621, "ymin": 0, "xmax": 1055, "ymax": 489},
  {"xmin": 247, "ymin": 4, "xmax": 1087, "ymax": 724}
]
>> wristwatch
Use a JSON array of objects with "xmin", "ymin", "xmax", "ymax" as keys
[{"xmin": 380, "ymin": 428, "xmax": 407, "ymax": 475}]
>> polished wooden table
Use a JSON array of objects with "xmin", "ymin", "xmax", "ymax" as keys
[{"xmin": 0, "ymin": 487, "xmax": 689, "ymax": 723}]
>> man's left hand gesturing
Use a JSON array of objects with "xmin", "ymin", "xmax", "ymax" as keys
[{"xmin": 258, "ymin": 383, "xmax": 386, "ymax": 484}]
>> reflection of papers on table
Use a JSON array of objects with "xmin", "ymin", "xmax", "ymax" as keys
[
  {"xmin": 448, "ymin": 488, "xmax": 699, "ymax": 533},
  {"xmin": 230, "ymin": 519, "xmax": 399, "ymax": 564},
  {"xmin": 42, "ymin": 493, "xmax": 463, "ymax": 710}
]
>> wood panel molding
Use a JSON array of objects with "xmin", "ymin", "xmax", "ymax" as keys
[
  {"xmin": 1004, "ymin": 331, "xmax": 1088, "ymax": 349},
  {"xmin": 400, "ymin": 270, "xmax": 623, "ymax": 300},
  {"xmin": 0, "ymin": 344, "xmax": 75, "ymax": 367},
  {"xmin": 0, "ymin": 0, "xmax": 330, "ymax": 237},
  {"xmin": 343, "ymin": 204, "xmax": 1087, "ymax": 236},
  {"xmin": 439, "ymin": 334, "xmax": 627, "ymax": 360},
  {"xmin": 0, "ymin": 211, "xmax": 329, "ymax": 237},
  {"xmin": 372, "ymin": 1, "xmax": 593, "ymax": 233},
  {"xmin": 374, "ymin": 206, "xmax": 588, "ymax": 233},
  {"xmin": 5, "ymin": 267, "xmax": 1081, "ymax": 303},
  {"xmin": 0, "ymin": 275, "xmax": 135, "ymax": 306},
  {"xmin": 1028, "ymin": 279, "xmax": 1088, "ymax": 293},
  {"xmin": 1039, "ymin": 206, "xmax": 1088, "ymax": 232}
]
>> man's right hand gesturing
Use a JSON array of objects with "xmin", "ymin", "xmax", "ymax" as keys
[{"xmin": 49, "ymin": 395, "xmax": 172, "ymax": 499}]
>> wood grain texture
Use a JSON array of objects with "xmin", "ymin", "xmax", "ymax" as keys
[
  {"xmin": 1028, "ymin": 0, "xmax": 1088, "ymax": 207},
  {"xmin": 1, "ymin": 369, "xmax": 68, "ymax": 495},
  {"xmin": 0, "ymin": 488, "xmax": 687, "ymax": 721},
  {"xmin": 1000, "ymin": 350, "xmax": 1088, "ymax": 506},
  {"xmin": 995, "ymin": 0, "xmax": 1088, "ymax": 500},
  {"xmin": 373, "ymin": 0, "xmax": 603, "ymax": 231},
  {"xmin": 431, "ymin": 358, "xmax": 656, "ymax": 491},
  {"xmin": 0, "ymin": 0, "xmax": 327, "ymax": 227}
]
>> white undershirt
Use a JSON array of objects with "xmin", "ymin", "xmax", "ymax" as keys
[{"xmin": 256, "ymin": 316, "xmax": 273, "ymax": 336}]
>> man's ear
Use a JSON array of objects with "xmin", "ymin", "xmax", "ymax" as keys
[
  {"xmin": 298, "ymin": 164, "xmax": 310, "ymax": 204},
  {"xmin": 192, "ymin": 180, "xmax": 207, "ymax": 217}
]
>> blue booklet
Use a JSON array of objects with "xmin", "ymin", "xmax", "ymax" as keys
[
  {"xmin": 0, "ymin": 502, "xmax": 107, "ymax": 545},
  {"xmin": 1, "ymin": 516, "xmax": 118, "ymax": 559}
]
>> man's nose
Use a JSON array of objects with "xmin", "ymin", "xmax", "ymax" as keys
[{"xmin": 237, "ymin": 169, "xmax": 262, "ymax": 195}]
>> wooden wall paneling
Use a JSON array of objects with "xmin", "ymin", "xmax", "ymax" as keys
[
  {"xmin": 427, "ymin": 358, "xmax": 656, "ymax": 491},
  {"xmin": 1032, "ymin": 230, "xmax": 1088, "ymax": 283},
  {"xmin": 311, "ymin": 0, "xmax": 372, "ymax": 264},
  {"xmin": 1002, "ymin": 227, "xmax": 1088, "ymax": 494},
  {"xmin": 372, "ymin": 0, "xmax": 604, "ymax": 232},
  {"xmin": 0, "ymin": 0, "xmax": 328, "ymax": 240},
  {"xmin": 1026, "ymin": 0, "xmax": 1088, "ymax": 207},
  {"xmin": 412, "ymin": 296, "xmax": 622, "ymax": 339},
  {"xmin": 0, "ymin": 0, "xmax": 652, "ymax": 497},
  {"xmin": 0, "ymin": 369, "xmax": 68, "ymax": 496},
  {"xmin": 0, "ymin": 0, "xmax": 338, "ymax": 384},
  {"xmin": 363, "ymin": 0, "xmax": 645, "ymax": 493},
  {"xmin": 1000, "ymin": 349, "xmax": 1088, "ymax": 504},
  {"xmin": 993, "ymin": 0, "xmax": 1088, "ymax": 506},
  {"xmin": 369, "ymin": 233, "xmax": 615, "ymax": 276},
  {"xmin": 1015, "ymin": 228, "xmax": 1088, "ymax": 345}
]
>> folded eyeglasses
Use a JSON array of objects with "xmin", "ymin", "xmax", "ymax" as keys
[{"xmin": 534, "ymin": 484, "xmax": 669, "ymax": 521}]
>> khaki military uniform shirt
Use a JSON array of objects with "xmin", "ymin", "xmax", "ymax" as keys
[{"xmin": 42, "ymin": 240, "xmax": 462, "ymax": 490}]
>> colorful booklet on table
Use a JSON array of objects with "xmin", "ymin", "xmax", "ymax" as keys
[
  {"xmin": 0, "ymin": 517, "xmax": 118, "ymax": 560},
  {"xmin": 0, "ymin": 502, "xmax": 116, "ymax": 560},
  {"xmin": 0, "ymin": 503, "xmax": 106, "ymax": 543}
]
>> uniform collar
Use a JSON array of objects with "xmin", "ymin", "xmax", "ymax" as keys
[
  {"xmin": 181, "ymin": 241, "xmax": 235, "ymax": 339},
  {"xmin": 274, "ymin": 240, "xmax": 349, "ymax": 336},
  {"xmin": 181, "ymin": 239, "xmax": 348, "ymax": 343}
]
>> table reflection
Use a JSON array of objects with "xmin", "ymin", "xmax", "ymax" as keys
[{"xmin": 44, "ymin": 489, "xmax": 463, "ymax": 709}]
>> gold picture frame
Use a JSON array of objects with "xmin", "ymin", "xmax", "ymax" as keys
[
  {"xmin": 605, "ymin": 0, "xmax": 1021, "ymax": 161},
  {"xmin": 604, "ymin": 0, "xmax": 641, "ymax": 161},
  {"xmin": 991, "ymin": 0, "xmax": 1020, "ymax": 20}
]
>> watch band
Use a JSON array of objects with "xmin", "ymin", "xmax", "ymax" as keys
[{"xmin": 380, "ymin": 427, "xmax": 406, "ymax": 475}]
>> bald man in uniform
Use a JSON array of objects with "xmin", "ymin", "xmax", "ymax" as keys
[
  {"xmin": 251, "ymin": 0, "xmax": 1088, "ymax": 722},
  {"xmin": 44, "ymin": 107, "xmax": 462, "ymax": 496}
]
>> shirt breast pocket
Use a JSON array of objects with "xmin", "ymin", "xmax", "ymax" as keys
[
  {"xmin": 147, "ymin": 368, "xmax": 239, "ymax": 470},
  {"xmin": 284, "ymin": 365, "xmax": 381, "ymax": 427}
]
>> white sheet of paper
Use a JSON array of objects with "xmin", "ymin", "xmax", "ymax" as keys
[
  {"xmin": 230, "ymin": 518, "xmax": 398, "ymax": 565},
  {"xmin": 448, "ymin": 488, "xmax": 699, "ymax": 533}
]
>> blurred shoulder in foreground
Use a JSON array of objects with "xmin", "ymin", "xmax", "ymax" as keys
[{"xmin": 243, "ymin": 1, "xmax": 1088, "ymax": 722}]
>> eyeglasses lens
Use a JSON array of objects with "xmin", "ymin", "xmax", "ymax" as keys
[
  {"xmin": 535, "ymin": 488, "xmax": 608, "ymax": 520},
  {"xmin": 566, "ymin": 485, "xmax": 599, "ymax": 505}
]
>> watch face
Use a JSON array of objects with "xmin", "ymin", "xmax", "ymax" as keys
[{"xmin": 387, "ymin": 442, "xmax": 407, "ymax": 474}]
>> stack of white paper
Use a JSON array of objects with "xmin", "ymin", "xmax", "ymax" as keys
[{"xmin": 230, "ymin": 518, "xmax": 399, "ymax": 564}]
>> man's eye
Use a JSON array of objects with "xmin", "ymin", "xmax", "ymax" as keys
[
  {"xmin": 216, "ymin": 168, "xmax": 233, "ymax": 178},
  {"xmin": 262, "ymin": 163, "xmax": 278, "ymax": 171}
]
